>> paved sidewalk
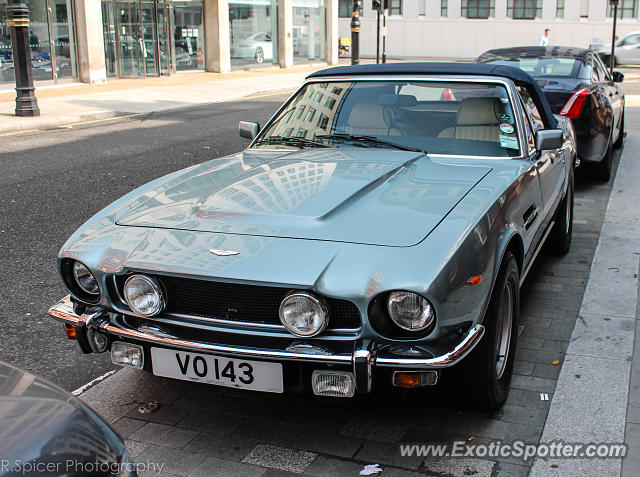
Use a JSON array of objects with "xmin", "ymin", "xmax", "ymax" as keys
[{"xmin": 0, "ymin": 65, "xmax": 326, "ymax": 135}]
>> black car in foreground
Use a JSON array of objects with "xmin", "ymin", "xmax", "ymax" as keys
[
  {"xmin": 0, "ymin": 361, "xmax": 136, "ymax": 477},
  {"xmin": 475, "ymin": 46, "xmax": 625, "ymax": 180}
]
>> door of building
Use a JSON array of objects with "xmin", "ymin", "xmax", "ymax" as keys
[{"xmin": 101, "ymin": 0, "xmax": 171, "ymax": 78}]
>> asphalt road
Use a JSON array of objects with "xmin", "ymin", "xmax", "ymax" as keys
[{"xmin": 0, "ymin": 92, "xmax": 291, "ymax": 391}]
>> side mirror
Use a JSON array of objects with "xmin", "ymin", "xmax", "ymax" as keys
[
  {"xmin": 239, "ymin": 121, "xmax": 260, "ymax": 140},
  {"xmin": 613, "ymin": 71, "xmax": 624, "ymax": 83},
  {"xmin": 535, "ymin": 129, "xmax": 564, "ymax": 151}
]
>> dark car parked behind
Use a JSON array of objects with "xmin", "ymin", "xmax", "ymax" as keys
[
  {"xmin": 475, "ymin": 46, "xmax": 625, "ymax": 180},
  {"xmin": 0, "ymin": 360, "xmax": 136, "ymax": 477}
]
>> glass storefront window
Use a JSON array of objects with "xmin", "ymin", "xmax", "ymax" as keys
[
  {"xmin": 293, "ymin": 0, "xmax": 325, "ymax": 64},
  {"xmin": 229, "ymin": 0, "xmax": 278, "ymax": 70},
  {"xmin": 50, "ymin": 0, "xmax": 77, "ymax": 79},
  {"xmin": 174, "ymin": 0, "xmax": 204, "ymax": 70},
  {"xmin": 1, "ymin": 0, "xmax": 77, "ymax": 85}
]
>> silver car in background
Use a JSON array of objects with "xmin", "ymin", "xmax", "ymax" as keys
[{"xmin": 591, "ymin": 31, "xmax": 640, "ymax": 65}]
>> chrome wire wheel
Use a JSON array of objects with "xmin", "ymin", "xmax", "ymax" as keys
[{"xmin": 495, "ymin": 280, "xmax": 514, "ymax": 380}]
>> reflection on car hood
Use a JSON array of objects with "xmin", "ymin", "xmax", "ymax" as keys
[{"xmin": 116, "ymin": 148, "xmax": 492, "ymax": 247}]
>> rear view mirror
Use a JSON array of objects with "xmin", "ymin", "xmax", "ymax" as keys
[
  {"xmin": 535, "ymin": 129, "xmax": 563, "ymax": 151},
  {"xmin": 613, "ymin": 71, "xmax": 624, "ymax": 83},
  {"xmin": 239, "ymin": 121, "xmax": 260, "ymax": 139}
]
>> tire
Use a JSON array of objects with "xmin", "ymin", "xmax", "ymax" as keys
[
  {"xmin": 590, "ymin": 144, "xmax": 612, "ymax": 181},
  {"xmin": 453, "ymin": 252, "xmax": 520, "ymax": 411},
  {"xmin": 549, "ymin": 172, "xmax": 574, "ymax": 254},
  {"xmin": 255, "ymin": 47, "xmax": 264, "ymax": 64},
  {"xmin": 614, "ymin": 113, "xmax": 625, "ymax": 150}
]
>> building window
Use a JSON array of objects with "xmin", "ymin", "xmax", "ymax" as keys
[
  {"xmin": 507, "ymin": 0, "xmax": 542, "ymax": 19},
  {"xmin": 556, "ymin": 0, "xmax": 564, "ymax": 18},
  {"xmin": 462, "ymin": 0, "xmax": 495, "ymax": 18},
  {"xmin": 338, "ymin": 0, "xmax": 362, "ymax": 18},
  {"xmin": 338, "ymin": 0, "xmax": 350, "ymax": 18},
  {"xmin": 418, "ymin": 0, "xmax": 426, "ymax": 16},
  {"xmin": 608, "ymin": 0, "xmax": 638, "ymax": 18},
  {"xmin": 441, "ymin": 0, "xmax": 448, "ymax": 17},
  {"xmin": 390, "ymin": 0, "xmax": 402, "ymax": 15},
  {"xmin": 305, "ymin": 108, "xmax": 316, "ymax": 122},
  {"xmin": 580, "ymin": 0, "xmax": 589, "ymax": 17}
]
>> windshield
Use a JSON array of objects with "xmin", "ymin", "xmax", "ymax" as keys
[
  {"xmin": 482, "ymin": 57, "xmax": 581, "ymax": 78},
  {"xmin": 255, "ymin": 80, "xmax": 521, "ymax": 157}
]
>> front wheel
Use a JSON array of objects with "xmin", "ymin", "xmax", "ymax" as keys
[
  {"xmin": 454, "ymin": 252, "xmax": 520, "ymax": 410},
  {"xmin": 549, "ymin": 172, "xmax": 574, "ymax": 254},
  {"xmin": 614, "ymin": 113, "xmax": 625, "ymax": 149}
]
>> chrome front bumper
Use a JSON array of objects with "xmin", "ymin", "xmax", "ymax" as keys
[{"xmin": 49, "ymin": 295, "xmax": 485, "ymax": 390}]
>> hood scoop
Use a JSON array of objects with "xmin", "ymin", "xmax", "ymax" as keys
[{"xmin": 117, "ymin": 148, "xmax": 491, "ymax": 246}]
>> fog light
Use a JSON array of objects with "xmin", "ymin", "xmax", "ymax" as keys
[
  {"xmin": 311, "ymin": 370, "xmax": 355, "ymax": 397},
  {"xmin": 111, "ymin": 341, "xmax": 144, "ymax": 369},
  {"xmin": 392, "ymin": 371, "xmax": 438, "ymax": 388}
]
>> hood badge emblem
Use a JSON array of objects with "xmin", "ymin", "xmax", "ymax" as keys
[{"xmin": 209, "ymin": 249, "xmax": 240, "ymax": 256}]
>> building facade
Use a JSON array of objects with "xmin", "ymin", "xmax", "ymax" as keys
[
  {"xmin": 0, "ymin": 0, "xmax": 339, "ymax": 86},
  {"xmin": 338, "ymin": 0, "xmax": 640, "ymax": 59}
]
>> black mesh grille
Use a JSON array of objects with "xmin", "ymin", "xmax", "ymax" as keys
[{"xmin": 145, "ymin": 275, "xmax": 361, "ymax": 330}]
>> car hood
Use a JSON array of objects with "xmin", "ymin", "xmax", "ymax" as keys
[{"xmin": 115, "ymin": 148, "xmax": 492, "ymax": 247}]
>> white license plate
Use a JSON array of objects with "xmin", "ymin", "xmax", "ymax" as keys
[{"xmin": 151, "ymin": 348, "xmax": 283, "ymax": 393}]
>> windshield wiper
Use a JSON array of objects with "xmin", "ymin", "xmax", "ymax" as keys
[
  {"xmin": 315, "ymin": 133, "xmax": 427, "ymax": 154},
  {"xmin": 253, "ymin": 136, "xmax": 333, "ymax": 148}
]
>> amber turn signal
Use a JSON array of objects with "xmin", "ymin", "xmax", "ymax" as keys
[
  {"xmin": 64, "ymin": 324, "xmax": 77, "ymax": 340},
  {"xmin": 467, "ymin": 275, "xmax": 482, "ymax": 286},
  {"xmin": 392, "ymin": 371, "xmax": 438, "ymax": 388}
]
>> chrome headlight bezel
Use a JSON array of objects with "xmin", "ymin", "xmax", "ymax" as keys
[
  {"xmin": 279, "ymin": 291, "xmax": 329, "ymax": 337},
  {"xmin": 123, "ymin": 274, "xmax": 165, "ymax": 317},
  {"xmin": 60, "ymin": 258, "xmax": 101, "ymax": 305},
  {"xmin": 387, "ymin": 291, "xmax": 435, "ymax": 332}
]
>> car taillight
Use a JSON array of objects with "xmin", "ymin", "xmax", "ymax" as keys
[
  {"xmin": 443, "ymin": 88, "xmax": 457, "ymax": 101},
  {"xmin": 559, "ymin": 88, "xmax": 590, "ymax": 119}
]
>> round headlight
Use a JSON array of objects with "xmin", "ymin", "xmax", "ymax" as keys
[
  {"xmin": 387, "ymin": 291, "xmax": 435, "ymax": 331},
  {"xmin": 279, "ymin": 292, "xmax": 329, "ymax": 337},
  {"xmin": 123, "ymin": 275, "xmax": 165, "ymax": 317},
  {"xmin": 72, "ymin": 261, "xmax": 99, "ymax": 295}
]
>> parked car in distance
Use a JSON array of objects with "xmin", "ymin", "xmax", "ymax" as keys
[
  {"xmin": 476, "ymin": 46, "xmax": 625, "ymax": 180},
  {"xmin": 0, "ymin": 360, "xmax": 135, "ymax": 477},
  {"xmin": 49, "ymin": 63, "xmax": 576, "ymax": 411},
  {"xmin": 232, "ymin": 32, "xmax": 273, "ymax": 64},
  {"xmin": 591, "ymin": 31, "xmax": 640, "ymax": 66}
]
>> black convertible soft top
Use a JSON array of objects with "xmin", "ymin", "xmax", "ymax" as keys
[{"xmin": 307, "ymin": 62, "xmax": 558, "ymax": 128}]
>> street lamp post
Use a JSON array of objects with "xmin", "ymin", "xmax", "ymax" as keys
[
  {"xmin": 6, "ymin": 0, "xmax": 39, "ymax": 117},
  {"xmin": 350, "ymin": 0, "xmax": 361, "ymax": 65},
  {"xmin": 610, "ymin": 0, "xmax": 618, "ymax": 74}
]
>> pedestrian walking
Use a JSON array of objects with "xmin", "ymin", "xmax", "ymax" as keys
[{"xmin": 539, "ymin": 28, "xmax": 550, "ymax": 46}]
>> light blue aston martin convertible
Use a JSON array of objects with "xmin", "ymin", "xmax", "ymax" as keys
[{"xmin": 49, "ymin": 63, "xmax": 576, "ymax": 410}]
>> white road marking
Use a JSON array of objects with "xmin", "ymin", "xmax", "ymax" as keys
[
  {"xmin": 540, "ymin": 393, "xmax": 550, "ymax": 401},
  {"xmin": 72, "ymin": 370, "xmax": 117, "ymax": 396}
]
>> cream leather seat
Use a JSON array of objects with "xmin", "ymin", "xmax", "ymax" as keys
[
  {"xmin": 345, "ymin": 102, "xmax": 402, "ymax": 136},
  {"xmin": 438, "ymin": 97, "xmax": 501, "ymax": 142}
]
